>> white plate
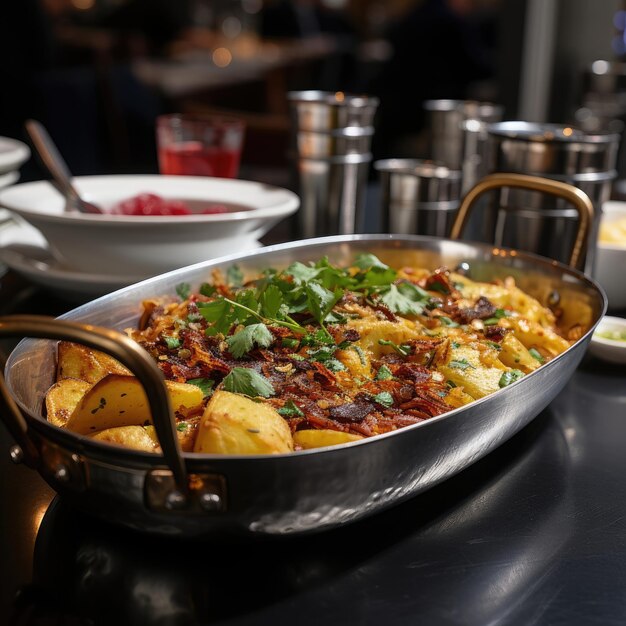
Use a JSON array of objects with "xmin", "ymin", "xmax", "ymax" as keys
[
  {"xmin": 0, "ymin": 175, "xmax": 298, "ymax": 276},
  {"xmin": 0, "ymin": 219, "xmax": 263, "ymax": 302},
  {"xmin": 588, "ymin": 316, "xmax": 626, "ymax": 365},
  {"xmin": 0, "ymin": 137, "xmax": 30, "ymax": 174}
]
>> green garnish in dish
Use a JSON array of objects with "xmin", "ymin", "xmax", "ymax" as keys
[{"xmin": 596, "ymin": 329, "xmax": 626, "ymax": 342}]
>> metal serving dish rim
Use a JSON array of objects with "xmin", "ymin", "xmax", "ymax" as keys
[{"xmin": 487, "ymin": 121, "xmax": 621, "ymax": 144}]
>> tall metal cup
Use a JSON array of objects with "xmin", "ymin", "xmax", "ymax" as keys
[
  {"xmin": 486, "ymin": 121, "xmax": 620, "ymax": 272},
  {"xmin": 424, "ymin": 99, "xmax": 504, "ymax": 192},
  {"xmin": 288, "ymin": 91, "xmax": 379, "ymax": 239},
  {"xmin": 374, "ymin": 159, "xmax": 462, "ymax": 237}
]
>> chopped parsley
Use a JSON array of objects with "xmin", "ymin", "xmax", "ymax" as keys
[{"xmin": 222, "ymin": 367, "xmax": 275, "ymax": 398}]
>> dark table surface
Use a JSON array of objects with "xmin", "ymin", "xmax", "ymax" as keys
[{"xmin": 1, "ymin": 266, "xmax": 626, "ymax": 626}]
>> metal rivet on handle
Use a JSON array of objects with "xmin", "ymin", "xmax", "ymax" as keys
[
  {"xmin": 9, "ymin": 445, "xmax": 24, "ymax": 465},
  {"xmin": 199, "ymin": 492, "xmax": 222, "ymax": 511},
  {"xmin": 165, "ymin": 490, "xmax": 188, "ymax": 510},
  {"xmin": 54, "ymin": 464, "xmax": 70, "ymax": 483}
]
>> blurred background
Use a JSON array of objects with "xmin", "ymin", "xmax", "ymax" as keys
[{"xmin": 2, "ymin": 0, "xmax": 626, "ymax": 186}]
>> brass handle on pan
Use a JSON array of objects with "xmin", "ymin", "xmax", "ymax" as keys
[
  {"xmin": 449, "ymin": 172, "xmax": 594, "ymax": 270},
  {"xmin": 0, "ymin": 315, "xmax": 189, "ymax": 498}
]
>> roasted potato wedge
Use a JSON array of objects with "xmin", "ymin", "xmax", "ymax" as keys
[
  {"xmin": 65, "ymin": 374, "xmax": 204, "ymax": 435},
  {"xmin": 57, "ymin": 341, "xmax": 130, "ymax": 384},
  {"xmin": 194, "ymin": 390, "xmax": 294, "ymax": 455},
  {"xmin": 91, "ymin": 425, "xmax": 159, "ymax": 452},
  {"xmin": 293, "ymin": 429, "xmax": 363, "ymax": 450},
  {"xmin": 45, "ymin": 378, "xmax": 91, "ymax": 427}
]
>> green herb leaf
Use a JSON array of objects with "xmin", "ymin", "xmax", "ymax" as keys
[
  {"xmin": 485, "ymin": 341, "xmax": 502, "ymax": 351},
  {"xmin": 378, "ymin": 339, "xmax": 411, "ymax": 356},
  {"xmin": 187, "ymin": 378, "xmax": 215, "ymax": 397},
  {"xmin": 528, "ymin": 348, "xmax": 545, "ymax": 363},
  {"xmin": 227, "ymin": 265, "xmax": 244, "ymax": 287},
  {"xmin": 259, "ymin": 284, "xmax": 283, "ymax": 319},
  {"xmin": 372, "ymin": 391, "xmax": 394, "ymax": 407},
  {"xmin": 322, "ymin": 358, "xmax": 346, "ymax": 372},
  {"xmin": 176, "ymin": 282, "xmax": 191, "ymax": 300},
  {"xmin": 278, "ymin": 400, "xmax": 304, "ymax": 417},
  {"xmin": 439, "ymin": 316, "xmax": 459, "ymax": 327},
  {"xmin": 281, "ymin": 337, "xmax": 300, "ymax": 349},
  {"xmin": 176, "ymin": 422, "xmax": 190, "ymax": 432},
  {"xmin": 222, "ymin": 367, "xmax": 275, "ymax": 398},
  {"xmin": 376, "ymin": 365, "xmax": 394, "ymax": 380},
  {"xmin": 498, "ymin": 369, "xmax": 524, "ymax": 388},
  {"xmin": 305, "ymin": 282, "xmax": 343, "ymax": 326},
  {"xmin": 448, "ymin": 358, "xmax": 475, "ymax": 370},
  {"xmin": 199, "ymin": 282, "xmax": 216, "ymax": 297},
  {"xmin": 227, "ymin": 323, "xmax": 274, "ymax": 358},
  {"xmin": 163, "ymin": 336, "xmax": 181, "ymax": 349},
  {"xmin": 354, "ymin": 253, "xmax": 389, "ymax": 271}
]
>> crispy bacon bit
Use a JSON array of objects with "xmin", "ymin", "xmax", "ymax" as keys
[
  {"xmin": 329, "ymin": 401, "xmax": 375, "ymax": 423},
  {"xmin": 484, "ymin": 325, "xmax": 510, "ymax": 342},
  {"xmin": 457, "ymin": 296, "xmax": 497, "ymax": 324},
  {"xmin": 423, "ymin": 267, "xmax": 457, "ymax": 296}
]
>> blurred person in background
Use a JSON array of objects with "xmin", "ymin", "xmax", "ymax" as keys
[{"xmin": 366, "ymin": 0, "xmax": 498, "ymax": 160}]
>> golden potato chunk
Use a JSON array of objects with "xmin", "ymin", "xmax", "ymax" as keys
[
  {"xmin": 57, "ymin": 341, "xmax": 130, "ymax": 384},
  {"xmin": 499, "ymin": 334, "xmax": 541, "ymax": 373},
  {"xmin": 346, "ymin": 317, "xmax": 425, "ymax": 358},
  {"xmin": 64, "ymin": 374, "xmax": 204, "ymax": 435},
  {"xmin": 194, "ymin": 390, "xmax": 294, "ymax": 455},
  {"xmin": 439, "ymin": 344, "xmax": 508, "ymax": 399},
  {"xmin": 91, "ymin": 426, "xmax": 159, "ymax": 452},
  {"xmin": 45, "ymin": 378, "xmax": 91, "ymax": 427},
  {"xmin": 293, "ymin": 429, "xmax": 363, "ymax": 450}
]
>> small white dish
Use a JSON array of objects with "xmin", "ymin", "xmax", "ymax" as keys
[
  {"xmin": 0, "ymin": 137, "xmax": 30, "ymax": 174},
  {"xmin": 595, "ymin": 201, "xmax": 626, "ymax": 310},
  {"xmin": 0, "ymin": 175, "xmax": 299, "ymax": 276},
  {"xmin": 588, "ymin": 315, "xmax": 626, "ymax": 365},
  {"xmin": 0, "ymin": 219, "xmax": 263, "ymax": 301}
]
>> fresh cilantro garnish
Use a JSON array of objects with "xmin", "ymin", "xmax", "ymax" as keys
[
  {"xmin": 529, "ymin": 348, "xmax": 545, "ymax": 363},
  {"xmin": 199, "ymin": 282, "xmax": 216, "ymax": 297},
  {"xmin": 448, "ymin": 358, "xmax": 474, "ymax": 370},
  {"xmin": 378, "ymin": 339, "xmax": 411, "ymax": 356},
  {"xmin": 450, "ymin": 341, "xmax": 461, "ymax": 348},
  {"xmin": 351, "ymin": 345, "xmax": 367, "ymax": 366},
  {"xmin": 226, "ymin": 323, "xmax": 274, "ymax": 358},
  {"xmin": 354, "ymin": 253, "xmax": 389, "ymax": 271},
  {"xmin": 372, "ymin": 391, "xmax": 394, "ymax": 407},
  {"xmin": 305, "ymin": 282, "xmax": 344, "ymax": 326},
  {"xmin": 186, "ymin": 313, "xmax": 203, "ymax": 323},
  {"xmin": 176, "ymin": 282, "xmax": 191, "ymax": 300},
  {"xmin": 498, "ymin": 369, "xmax": 524, "ymax": 388},
  {"xmin": 485, "ymin": 341, "xmax": 502, "ymax": 351},
  {"xmin": 222, "ymin": 367, "xmax": 275, "ymax": 398},
  {"xmin": 281, "ymin": 337, "xmax": 300, "ymax": 349},
  {"xmin": 278, "ymin": 400, "xmax": 304, "ymax": 417},
  {"xmin": 187, "ymin": 377, "xmax": 215, "ymax": 397},
  {"xmin": 379, "ymin": 283, "xmax": 426, "ymax": 315},
  {"xmin": 227, "ymin": 265, "xmax": 244, "ymax": 287},
  {"xmin": 439, "ymin": 316, "xmax": 459, "ymax": 327},
  {"xmin": 323, "ymin": 358, "xmax": 347, "ymax": 372},
  {"xmin": 376, "ymin": 365, "xmax": 394, "ymax": 380},
  {"xmin": 176, "ymin": 422, "xmax": 190, "ymax": 432},
  {"xmin": 163, "ymin": 336, "xmax": 181, "ymax": 349}
]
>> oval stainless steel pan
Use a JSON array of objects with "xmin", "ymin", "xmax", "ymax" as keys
[{"xmin": 0, "ymin": 174, "xmax": 607, "ymax": 536}]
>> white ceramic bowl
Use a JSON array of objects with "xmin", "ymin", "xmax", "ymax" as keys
[
  {"xmin": 594, "ymin": 201, "xmax": 626, "ymax": 311},
  {"xmin": 588, "ymin": 315, "xmax": 626, "ymax": 365},
  {"xmin": 0, "ymin": 175, "xmax": 299, "ymax": 276}
]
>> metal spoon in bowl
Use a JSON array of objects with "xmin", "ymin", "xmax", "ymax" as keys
[{"xmin": 24, "ymin": 119, "xmax": 103, "ymax": 215}]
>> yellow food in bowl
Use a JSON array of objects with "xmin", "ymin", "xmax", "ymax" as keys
[{"xmin": 599, "ymin": 216, "xmax": 626, "ymax": 245}]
